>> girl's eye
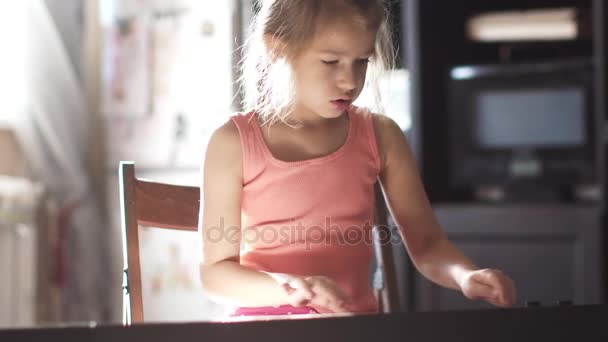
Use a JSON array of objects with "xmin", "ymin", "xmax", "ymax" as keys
[
  {"xmin": 358, "ymin": 58, "xmax": 370, "ymax": 64},
  {"xmin": 322, "ymin": 60, "xmax": 338, "ymax": 65}
]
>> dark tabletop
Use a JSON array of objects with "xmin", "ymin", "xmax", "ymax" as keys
[{"xmin": 2, "ymin": 304, "xmax": 607, "ymax": 342}]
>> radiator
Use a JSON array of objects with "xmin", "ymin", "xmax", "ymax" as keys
[
  {"xmin": 0, "ymin": 176, "xmax": 43, "ymax": 329},
  {"xmin": 0, "ymin": 222, "xmax": 37, "ymax": 328}
]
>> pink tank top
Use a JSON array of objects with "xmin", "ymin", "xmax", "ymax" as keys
[{"xmin": 230, "ymin": 107, "xmax": 381, "ymax": 315}]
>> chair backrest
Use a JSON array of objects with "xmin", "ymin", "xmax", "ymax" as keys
[
  {"xmin": 120, "ymin": 161, "xmax": 400, "ymax": 324},
  {"xmin": 120, "ymin": 161, "xmax": 199, "ymax": 324},
  {"xmin": 373, "ymin": 183, "xmax": 401, "ymax": 314}
]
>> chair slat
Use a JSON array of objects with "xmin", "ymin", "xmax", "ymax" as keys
[{"xmin": 135, "ymin": 180, "xmax": 200, "ymax": 231}]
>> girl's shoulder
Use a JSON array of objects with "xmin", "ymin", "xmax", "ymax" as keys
[
  {"xmin": 351, "ymin": 107, "xmax": 404, "ymax": 171},
  {"xmin": 205, "ymin": 115, "xmax": 243, "ymax": 168},
  {"xmin": 210, "ymin": 113, "xmax": 244, "ymax": 143},
  {"xmin": 350, "ymin": 106, "xmax": 396, "ymax": 136}
]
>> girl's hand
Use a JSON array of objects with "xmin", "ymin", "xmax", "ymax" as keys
[
  {"xmin": 264, "ymin": 272, "xmax": 315, "ymax": 307},
  {"xmin": 459, "ymin": 268, "xmax": 516, "ymax": 307},
  {"xmin": 269, "ymin": 273, "xmax": 352, "ymax": 312},
  {"xmin": 303, "ymin": 276, "xmax": 352, "ymax": 313},
  {"xmin": 281, "ymin": 276, "xmax": 316, "ymax": 307}
]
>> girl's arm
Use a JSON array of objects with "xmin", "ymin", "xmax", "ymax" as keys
[
  {"xmin": 372, "ymin": 115, "xmax": 515, "ymax": 306},
  {"xmin": 199, "ymin": 121, "xmax": 296, "ymax": 307}
]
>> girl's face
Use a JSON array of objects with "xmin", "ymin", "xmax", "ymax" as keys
[{"xmin": 290, "ymin": 17, "xmax": 377, "ymax": 121}]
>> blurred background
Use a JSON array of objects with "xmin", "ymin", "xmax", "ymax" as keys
[{"xmin": 0, "ymin": 0, "xmax": 606, "ymax": 329}]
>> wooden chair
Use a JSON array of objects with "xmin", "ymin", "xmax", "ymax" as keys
[
  {"xmin": 120, "ymin": 161, "xmax": 400, "ymax": 324},
  {"xmin": 373, "ymin": 184, "xmax": 401, "ymax": 314}
]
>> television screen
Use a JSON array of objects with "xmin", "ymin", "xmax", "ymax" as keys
[{"xmin": 475, "ymin": 87, "xmax": 585, "ymax": 148}]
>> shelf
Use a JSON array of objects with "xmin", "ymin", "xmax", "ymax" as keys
[{"xmin": 454, "ymin": 40, "xmax": 593, "ymax": 65}]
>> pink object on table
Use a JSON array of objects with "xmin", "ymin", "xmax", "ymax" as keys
[{"xmin": 231, "ymin": 305, "xmax": 319, "ymax": 317}]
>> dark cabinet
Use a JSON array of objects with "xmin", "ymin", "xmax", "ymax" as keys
[
  {"xmin": 414, "ymin": 205, "xmax": 604, "ymax": 311},
  {"xmin": 401, "ymin": 0, "xmax": 608, "ymax": 311}
]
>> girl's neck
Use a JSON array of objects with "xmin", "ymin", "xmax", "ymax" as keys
[{"xmin": 287, "ymin": 105, "xmax": 346, "ymax": 129}]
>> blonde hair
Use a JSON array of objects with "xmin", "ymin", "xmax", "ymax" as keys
[{"xmin": 239, "ymin": 0, "xmax": 396, "ymax": 126}]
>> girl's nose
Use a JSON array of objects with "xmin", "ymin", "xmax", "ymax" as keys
[{"xmin": 337, "ymin": 66, "xmax": 357, "ymax": 93}]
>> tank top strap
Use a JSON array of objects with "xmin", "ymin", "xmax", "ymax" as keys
[
  {"xmin": 230, "ymin": 112, "xmax": 266, "ymax": 184},
  {"xmin": 350, "ymin": 107, "xmax": 382, "ymax": 176}
]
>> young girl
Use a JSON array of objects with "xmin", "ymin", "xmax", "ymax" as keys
[{"xmin": 200, "ymin": 0, "xmax": 516, "ymax": 316}]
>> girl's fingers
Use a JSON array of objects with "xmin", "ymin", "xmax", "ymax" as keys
[
  {"xmin": 282, "ymin": 283, "xmax": 295, "ymax": 295},
  {"xmin": 318, "ymin": 294, "xmax": 348, "ymax": 313},
  {"xmin": 480, "ymin": 271, "xmax": 516, "ymax": 306},
  {"xmin": 472, "ymin": 271, "xmax": 516, "ymax": 307},
  {"xmin": 467, "ymin": 278, "xmax": 496, "ymax": 301},
  {"xmin": 288, "ymin": 278, "xmax": 314, "ymax": 299},
  {"xmin": 283, "ymin": 278, "xmax": 317, "ymax": 307},
  {"xmin": 481, "ymin": 271, "xmax": 503, "ymax": 291},
  {"xmin": 327, "ymin": 301, "xmax": 350, "ymax": 313},
  {"xmin": 311, "ymin": 282, "xmax": 351, "ymax": 312},
  {"xmin": 292, "ymin": 295, "xmax": 311, "ymax": 307}
]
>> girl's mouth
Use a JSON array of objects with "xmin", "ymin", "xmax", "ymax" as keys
[{"xmin": 331, "ymin": 99, "xmax": 352, "ymax": 111}]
